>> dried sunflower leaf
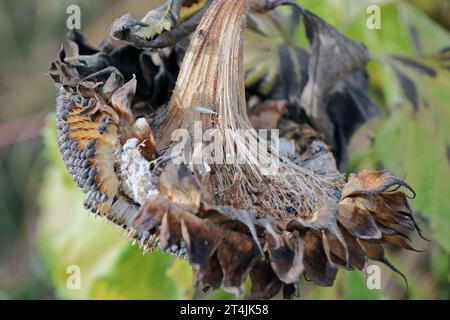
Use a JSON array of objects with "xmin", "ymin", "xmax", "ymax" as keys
[
  {"xmin": 109, "ymin": 1, "xmax": 212, "ymax": 49},
  {"xmin": 109, "ymin": 13, "xmax": 150, "ymax": 48},
  {"xmin": 135, "ymin": 2, "xmax": 180, "ymax": 40},
  {"xmin": 300, "ymin": 9, "xmax": 370, "ymax": 141}
]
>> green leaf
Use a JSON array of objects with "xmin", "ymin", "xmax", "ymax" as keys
[{"xmin": 431, "ymin": 246, "xmax": 450, "ymax": 299}]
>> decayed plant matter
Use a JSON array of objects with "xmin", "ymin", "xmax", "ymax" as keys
[{"xmin": 50, "ymin": 0, "xmax": 427, "ymax": 299}]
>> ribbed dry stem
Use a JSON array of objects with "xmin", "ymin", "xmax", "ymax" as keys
[{"xmin": 156, "ymin": 0, "xmax": 343, "ymax": 223}]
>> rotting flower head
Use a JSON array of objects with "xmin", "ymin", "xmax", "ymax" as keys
[{"xmin": 50, "ymin": 0, "xmax": 427, "ymax": 299}]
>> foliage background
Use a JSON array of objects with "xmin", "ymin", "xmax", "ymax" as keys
[{"xmin": 0, "ymin": 0, "xmax": 448, "ymax": 299}]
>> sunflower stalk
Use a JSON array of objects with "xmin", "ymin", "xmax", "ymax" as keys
[
  {"xmin": 156, "ymin": 0, "xmax": 342, "ymax": 223},
  {"xmin": 50, "ymin": 0, "xmax": 427, "ymax": 299}
]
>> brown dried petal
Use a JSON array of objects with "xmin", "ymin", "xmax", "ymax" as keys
[
  {"xmin": 204, "ymin": 204, "xmax": 264, "ymax": 255},
  {"xmin": 375, "ymin": 234, "xmax": 424, "ymax": 252},
  {"xmin": 133, "ymin": 194, "xmax": 169, "ymax": 234}
]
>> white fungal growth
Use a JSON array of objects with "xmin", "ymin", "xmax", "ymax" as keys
[{"xmin": 119, "ymin": 138, "xmax": 159, "ymax": 205}]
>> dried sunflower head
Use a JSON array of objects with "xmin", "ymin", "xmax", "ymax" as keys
[{"xmin": 50, "ymin": 0, "xmax": 427, "ymax": 299}]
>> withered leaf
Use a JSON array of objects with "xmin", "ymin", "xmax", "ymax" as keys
[
  {"xmin": 109, "ymin": 1, "xmax": 212, "ymax": 49},
  {"xmin": 299, "ymin": 8, "xmax": 369, "ymax": 141},
  {"xmin": 109, "ymin": 13, "xmax": 150, "ymax": 48}
]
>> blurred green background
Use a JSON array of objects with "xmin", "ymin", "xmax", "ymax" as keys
[{"xmin": 0, "ymin": 0, "xmax": 448, "ymax": 299}]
